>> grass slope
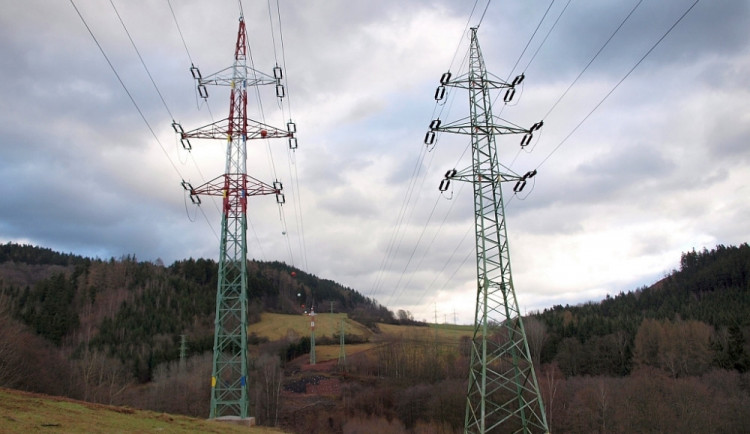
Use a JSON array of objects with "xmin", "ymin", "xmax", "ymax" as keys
[
  {"xmin": 248, "ymin": 313, "xmax": 474, "ymax": 363},
  {"xmin": 250, "ymin": 313, "xmax": 473, "ymax": 344},
  {"xmin": 0, "ymin": 388, "xmax": 284, "ymax": 433},
  {"xmin": 249, "ymin": 312, "xmax": 372, "ymax": 341}
]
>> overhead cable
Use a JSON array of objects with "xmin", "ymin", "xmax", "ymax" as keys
[
  {"xmin": 543, "ymin": 0, "xmax": 645, "ymax": 120},
  {"xmin": 536, "ymin": 0, "xmax": 701, "ymax": 170}
]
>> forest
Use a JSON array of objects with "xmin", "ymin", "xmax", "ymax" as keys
[{"xmin": 1, "ymin": 241, "xmax": 749, "ymax": 433}]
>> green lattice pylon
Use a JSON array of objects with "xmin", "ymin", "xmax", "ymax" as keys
[
  {"xmin": 178, "ymin": 16, "xmax": 292, "ymax": 420},
  {"xmin": 431, "ymin": 27, "xmax": 548, "ymax": 433}
]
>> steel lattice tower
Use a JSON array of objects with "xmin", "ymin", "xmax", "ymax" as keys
[
  {"xmin": 309, "ymin": 309, "xmax": 316, "ymax": 365},
  {"xmin": 177, "ymin": 16, "xmax": 292, "ymax": 420},
  {"xmin": 430, "ymin": 27, "xmax": 548, "ymax": 433}
]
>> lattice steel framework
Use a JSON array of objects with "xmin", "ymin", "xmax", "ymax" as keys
[
  {"xmin": 177, "ymin": 16, "xmax": 291, "ymax": 419},
  {"xmin": 431, "ymin": 28, "xmax": 548, "ymax": 433}
]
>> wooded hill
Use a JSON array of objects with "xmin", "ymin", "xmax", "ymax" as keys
[
  {"xmin": 535, "ymin": 243, "xmax": 750, "ymax": 377},
  {"xmin": 0, "ymin": 242, "xmax": 393, "ymax": 383}
]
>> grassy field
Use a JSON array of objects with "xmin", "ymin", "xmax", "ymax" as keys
[
  {"xmin": 249, "ymin": 312, "xmax": 373, "ymax": 341},
  {"xmin": 375, "ymin": 322, "xmax": 474, "ymax": 344},
  {"xmin": 248, "ymin": 313, "xmax": 474, "ymax": 349},
  {"xmin": 0, "ymin": 388, "xmax": 285, "ymax": 433}
]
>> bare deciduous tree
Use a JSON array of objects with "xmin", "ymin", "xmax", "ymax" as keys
[
  {"xmin": 523, "ymin": 316, "xmax": 548, "ymax": 367},
  {"xmin": 253, "ymin": 353, "xmax": 283, "ymax": 426}
]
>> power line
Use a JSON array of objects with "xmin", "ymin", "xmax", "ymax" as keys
[
  {"xmin": 271, "ymin": 0, "xmax": 309, "ymax": 271},
  {"xmin": 476, "ymin": 0, "xmax": 493, "ymax": 28},
  {"xmin": 505, "ymin": 0, "xmax": 556, "ymax": 81},
  {"xmin": 522, "ymin": 0, "xmax": 572, "ymax": 74},
  {"xmin": 447, "ymin": 0, "xmax": 481, "ymax": 74},
  {"xmin": 166, "ymin": 0, "xmax": 193, "ymax": 66},
  {"xmin": 393, "ymin": 181, "xmax": 468, "ymax": 309},
  {"xmin": 415, "ymin": 224, "xmax": 474, "ymax": 308},
  {"xmin": 384, "ymin": 194, "xmax": 441, "ymax": 307},
  {"xmin": 368, "ymin": 0, "xmax": 485, "ymax": 301},
  {"xmin": 69, "ymin": 0, "xmax": 182, "ymax": 180},
  {"xmin": 109, "ymin": 0, "xmax": 223, "ymax": 239},
  {"xmin": 536, "ymin": 0, "xmax": 701, "ymax": 170},
  {"xmin": 542, "ymin": 0, "xmax": 645, "ymax": 120},
  {"xmin": 70, "ymin": 0, "xmax": 221, "ymax": 242},
  {"xmin": 109, "ymin": 0, "xmax": 174, "ymax": 120},
  {"xmin": 162, "ymin": 1, "xmax": 226, "ymax": 228},
  {"xmin": 166, "ymin": 0, "xmax": 217, "ymax": 121},
  {"xmin": 368, "ymin": 144, "xmax": 430, "ymax": 298}
]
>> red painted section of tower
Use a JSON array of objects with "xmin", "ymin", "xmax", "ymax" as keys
[
  {"xmin": 183, "ymin": 18, "xmax": 285, "ymax": 218},
  {"xmin": 235, "ymin": 19, "xmax": 247, "ymax": 61}
]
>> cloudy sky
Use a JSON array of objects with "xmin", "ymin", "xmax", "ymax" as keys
[{"xmin": 1, "ymin": 0, "xmax": 748, "ymax": 324}]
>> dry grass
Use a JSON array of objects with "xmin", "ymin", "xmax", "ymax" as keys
[{"xmin": 0, "ymin": 388, "xmax": 286, "ymax": 433}]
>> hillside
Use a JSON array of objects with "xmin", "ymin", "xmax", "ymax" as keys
[
  {"xmin": 534, "ymin": 243, "xmax": 750, "ymax": 376},
  {"xmin": 0, "ymin": 242, "xmax": 394, "ymax": 383},
  {"xmin": 0, "ymin": 387, "xmax": 284, "ymax": 433}
]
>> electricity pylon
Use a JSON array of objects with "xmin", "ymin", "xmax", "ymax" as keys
[
  {"xmin": 176, "ymin": 15, "xmax": 293, "ymax": 420},
  {"xmin": 309, "ymin": 308, "xmax": 316, "ymax": 365},
  {"xmin": 429, "ymin": 27, "xmax": 548, "ymax": 433}
]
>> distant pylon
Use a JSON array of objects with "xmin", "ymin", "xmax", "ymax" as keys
[
  {"xmin": 177, "ymin": 15, "xmax": 294, "ymax": 420},
  {"xmin": 309, "ymin": 308, "xmax": 316, "ymax": 365},
  {"xmin": 429, "ymin": 27, "xmax": 548, "ymax": 433}
]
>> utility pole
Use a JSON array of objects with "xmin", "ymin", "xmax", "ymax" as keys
[
  {"xmin": 429, "ymin": 27, "xmax": 548, "ymax": 433},
  {"xmin": 177, "ymin": 15, "xmax": 294, "ymax": 420},
  {"xmin": 309, "ymin": 308, "xmax": 316, "ymax": 365}
]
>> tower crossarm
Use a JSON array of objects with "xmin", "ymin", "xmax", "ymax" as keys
[
  {"xmin": 439, "ymin": 166, "xmax": 537, "ymax": 196},
  {"xmin": 190, "ymin": 173, "xmax": 280, "ymax": 197},
  {"xmin": 179, "ymin": 117, "xmax": 292, "ymax": 141},
  {"xmin": 432, "ymin": 116, "xmax": 530, "ymax": 136},
  {"xmin": 432, "ymin": 69, "xmax": 526, "ymax": 104},
  {"xmin": 197, "ymin": 66, "xmax": 276, "ymax": 88},
  {"xmin": 441, "ymin": 71, "xmax": 518, "ymax": 90},
  {"xmin": 184, "ymin": 173, "xmax": 283, "ymax": 215},
  {"xmin": 445, "ymin": 167, "xmax": 523, "ymax": 184}
]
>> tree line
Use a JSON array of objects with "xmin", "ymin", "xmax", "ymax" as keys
[{"xmin": 535, "ymin": 243, "xmax": 750, "ymax": 377}]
